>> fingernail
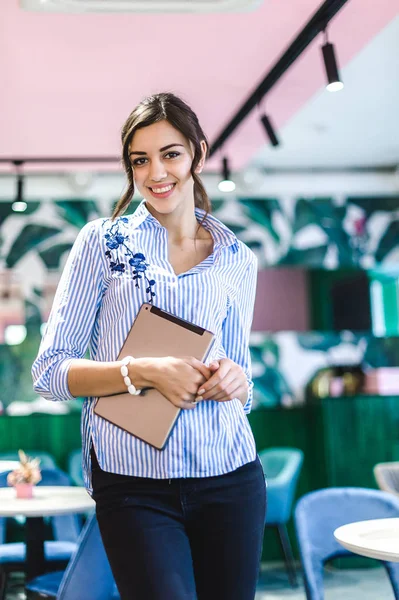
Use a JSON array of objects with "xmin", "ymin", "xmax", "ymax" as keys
[
  {"xmin": 196, "ymin": 396, "xmax": 203, "ymax": 402},
  {"xmin": 198, "ymin": 388, "xmax": 205, "ymax": 395}
]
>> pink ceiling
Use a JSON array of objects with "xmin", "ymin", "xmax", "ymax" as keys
[{"xmin": 0, "ymin": 0, "xmax": 397, "ymax": 172}]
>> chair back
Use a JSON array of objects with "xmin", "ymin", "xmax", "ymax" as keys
[
  {"xmin": 295, "ymin": 487, "xmax": 399, "ymax": 600},
  {"xmin": 374, "ymin": 462, "xmax": 399, "ymax": 495},
  {"xmin": 57, "ymin": 514, "xmax": 116, "ymax": 600},
  {"xmin": 258, "ymin": 447, "xmax": 304, "ymax": 524},
  {"xmin": 0, "ymin": 468, "xmax": 81, "ymax": 543},
  {"xmin": 0, "ymin": 451, "xmax": 57, "ymax": 469}
]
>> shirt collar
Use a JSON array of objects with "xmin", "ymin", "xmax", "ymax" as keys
[{"xmin": 129, "ymin": 200, "xmax": 238, "ymax": 250}]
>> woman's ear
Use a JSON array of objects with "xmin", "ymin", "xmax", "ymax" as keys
[{"xmin": 195, "ymin": 140, "xmax": 207, "ymax": 174}]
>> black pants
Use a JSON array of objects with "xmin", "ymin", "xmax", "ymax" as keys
[{"xmin": 91, "ymin": 450, "xmax": 266, "ymax": 600}]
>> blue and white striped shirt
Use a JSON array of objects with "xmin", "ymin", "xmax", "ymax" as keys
[{"xmin": 32, "ymin": 201, "xmax": 258, "ymax": 492}]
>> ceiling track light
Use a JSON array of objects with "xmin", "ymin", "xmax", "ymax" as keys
[
  {"xmin": 260, "ymin": 113, "xmax": 280, "ymax": 147},
  {"xmin": 321, "ymin": 31, "xmax": 344, "ymax": 92},
  {"xmin": 218, "ymin": 157, "xmax": 236, "ymax": 193},
  {"xmin": 12, "ymin": 160, "xmax": 27, "ymax": 213},
  {"xmin": 222, "ymin": 157, "xmax": 229, "ymax": 182},
  {"xmin": 209, "ymin": 0, "xmax": 350, "ymax": 157}
]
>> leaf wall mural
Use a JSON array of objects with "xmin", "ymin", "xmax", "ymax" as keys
[
  {"xmin": 6, "ymin": 224, "xmax": 62, "ymax": 268},
  {"xmin": 38, "ymin": 244, "xmax": 74, "ymax": 270},
  {"xmin": 278, "ymin": 245, "xmax": 329, "ymax": 266},
  {"xmin": 239, "ymin": 198, "xmax": 282, "ymax": 242},
  {"xmin": 54, "ymin": 199, "xmax": 99, "ymax": 229},
  {"xmin": 375, "ymin": 221, "xmax": 399, "ymax": 263},
  {"xmin": 211, "ymin": 195, "xmax": 399, "ymax": 268},
  {"xmin": 348, "ymin": 196, "xmax": 399, "ymax": 216}
]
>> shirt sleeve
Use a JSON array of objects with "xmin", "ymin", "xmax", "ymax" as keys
[
  {"xmin": 221, "ymin": 252, "xmax": 258, "ymax": 414},
  {"xmin": 31, "ymin": 221, "xmax": 104, "ymax": 402}
]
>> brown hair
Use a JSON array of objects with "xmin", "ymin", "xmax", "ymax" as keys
[{"xmin": 112, "ymin": 92, "xmax": 211, "ymax": 220}]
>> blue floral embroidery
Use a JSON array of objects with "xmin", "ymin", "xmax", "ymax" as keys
[{"xmin": 103, "ymin": 217, "xmax": 156, "ymax": 302}]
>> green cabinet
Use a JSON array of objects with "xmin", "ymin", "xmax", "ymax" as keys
[{"xmin": 321, "ymin": 395, "xmax": 399, "ymax": 487}]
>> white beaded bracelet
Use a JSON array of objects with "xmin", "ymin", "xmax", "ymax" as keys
[{"xmin": 120, "ymin": 355, "xmax": 141, "ymax": 396}]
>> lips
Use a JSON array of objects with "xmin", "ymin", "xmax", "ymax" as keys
[
  {"xmin": 148, "ymin": 183, "xmax": 176, "ymax": 199},
  {"xmin": 150, "ymin": 183, "xmax": 175, "ymax": 193}
]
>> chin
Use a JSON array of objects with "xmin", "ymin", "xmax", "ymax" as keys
[{"xmin": 144, "ymin": 196, "xmax": 183, "ymax": 215}]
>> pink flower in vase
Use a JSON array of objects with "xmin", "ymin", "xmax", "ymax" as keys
[{"xmin": 7, "ymin": 450, "xmax": 42, "ymax": 498}]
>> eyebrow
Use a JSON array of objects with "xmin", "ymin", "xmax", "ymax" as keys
[{"xmin": 129, "ymin": 143, "xmax": 184, "ymax": 157}]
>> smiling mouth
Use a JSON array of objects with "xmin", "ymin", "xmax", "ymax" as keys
[{"xmin": 149, "ymin": 183, "xmax": 176, "ymax": 194}]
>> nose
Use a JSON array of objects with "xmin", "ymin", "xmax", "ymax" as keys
[{"xmin": 149, "ymin": 158, "xmax": 167, "ymax": 183}]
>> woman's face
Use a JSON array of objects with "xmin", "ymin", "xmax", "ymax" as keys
[{"xmin": 128, "ymin": 120, "xmax": 206, "ymax": 216}]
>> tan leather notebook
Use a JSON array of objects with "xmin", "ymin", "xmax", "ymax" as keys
[{"xmin": 94, "ymin": 303, "xmax": 215, "ymax": 450}]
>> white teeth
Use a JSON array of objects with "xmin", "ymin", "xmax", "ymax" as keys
[{"xmin": 151, "ymin": 184, "xmax": 174, "ymax": 194}]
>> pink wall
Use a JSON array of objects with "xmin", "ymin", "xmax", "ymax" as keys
[{"xmin": 252, "ymin": 268, "xmax": 309, "ymax": 332}]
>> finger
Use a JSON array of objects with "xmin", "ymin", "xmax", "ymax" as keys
[
  {"xmin": 206, "ymin": 371, "xmax": 246, "ymax": 400},
  {"xmin": 200, "ymin": 372, "xmax": 238, "ymax": 400},
  {"xmin": 168, "ymin": 388, "xmax": 197, "ymax": 409},
  {"xmin": 202, "ymin": 364, "xmax": 238, "ymax": 394},
  {"xmin": 182, "ymin": 402, "xmax": 196, "ymax": 410},
  {"xmin": 186, "ymin": 358, "xmax": 211, "ymax": 381},
  {"xmin": 209, "ymin": 361, "xmax": 220, "ymax": 371},
  {"xmin": 197, "ymin": 363, "xmax": 232, "ymax": 396},
  {"xmin": 169, "ymin": 398, "xmax": 196, "ymax": 410},
  {"xmin": 212, "ymin": 383, "xmax": 243, "ymax": 402},
  {"xmin": 180, "ymin": 397, "xmax": 197, "ymax": 410}
]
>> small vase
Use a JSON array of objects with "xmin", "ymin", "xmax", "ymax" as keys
[{"xmin": 15, "ymin": 483, "xmax": 34, "ymax": 499}]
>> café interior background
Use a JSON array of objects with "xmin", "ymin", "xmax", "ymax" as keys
[{"xmin": 0, "ymin": 0, "xmax": 398, "ymax": 417}]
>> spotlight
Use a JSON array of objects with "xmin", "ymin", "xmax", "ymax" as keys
[
  {"xmin": 321, "ymin": 35, "xmax": 343, "ymax": 92},
  {"xmin": 12, "ymin": 201, "xmax": 27, "ymax": 213},
  {"xmin": 260, "ymin": 113, "xmax": 279, "ymax": 147},
  {"xmin": 4, "ymin": 325, "xmax": 27, "ymax": 346},
  {"xmin": 218, "ymin": 157, "xmax": 236, "ymax": 193},
  {"xmin": 12, "ymin": 161, "xmax": 27, "ymax": 213}
]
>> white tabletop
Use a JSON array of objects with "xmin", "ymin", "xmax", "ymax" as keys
[
  {"xmin": 334, "ymin": 518, "xmax": 399, "ymax": 562},
  {"xmin": 0, "ymin": 486, "xmax": 95, "ymax": 517},
  {"xmin": 0, "ymin": 461, "xmax": 20, "ymax": 473}
]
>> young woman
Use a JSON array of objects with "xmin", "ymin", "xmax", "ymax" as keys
[{"xmin": 32, "ymin": 93, "xmax": 266, "ymax": 600}]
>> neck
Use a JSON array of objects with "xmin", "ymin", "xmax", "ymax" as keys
[{"xmin": 145, "ymin": 200, "xmax": 201, "ymax": 243}]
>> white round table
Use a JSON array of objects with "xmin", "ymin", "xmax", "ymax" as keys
[
  {"xmin": 0, "ymin": 461, "xmax": 20, "ymax": 473},
  {"xmin": 0, "ymin": 486, "xmax": 95, "ymax": 579},
  {"xmin": 334, "ymin": 518, "xmax": 399, "ymax": 562}
]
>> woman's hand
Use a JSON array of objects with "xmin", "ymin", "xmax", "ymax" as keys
[
  {"xmin": 195, "ymin": 358, "xmax": 248, "ymax": 406},
  {"xmin": 140, "ymin": 356, "xmax": 211, "ymax": 410}
]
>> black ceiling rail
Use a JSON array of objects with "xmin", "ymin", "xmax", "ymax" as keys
[{"xmin": 208, "ymin": 0, "xmax": 351, "ymax": 158}]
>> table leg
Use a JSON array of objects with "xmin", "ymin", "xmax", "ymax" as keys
[{"xmin": 25, "ymin": 516, "xmax": 46, "ymax": 581}]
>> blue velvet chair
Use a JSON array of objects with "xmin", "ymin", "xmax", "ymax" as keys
[
  {"xmin": 258, "ymin": 447, "xmax": 304, "ymax": 587},
  {"xmin": 26, "ymin": 514, "xmax": 119, "ymax": 600},
  {"xmin": 295, "ymin": 487, "xmax": 399, "ymax": 600},
  {"xmin": 0, "ymin": 468, "xmax": 82, "ymax": 599},
  {"xmin": 0, "ymin": 452, "xmax": 57, "ymax": 469},
  {"xmin": 67, "ymin": 450, "xmax": 84, "ymax": 487}
]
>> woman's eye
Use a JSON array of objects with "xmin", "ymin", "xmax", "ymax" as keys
[
  {"xmin": 164, "ymin": 152, "xmax": 180, "ymax": 159},
  {"xmin": 132, "ymin": 158, "xmax": 147, "ymax": 167}
]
